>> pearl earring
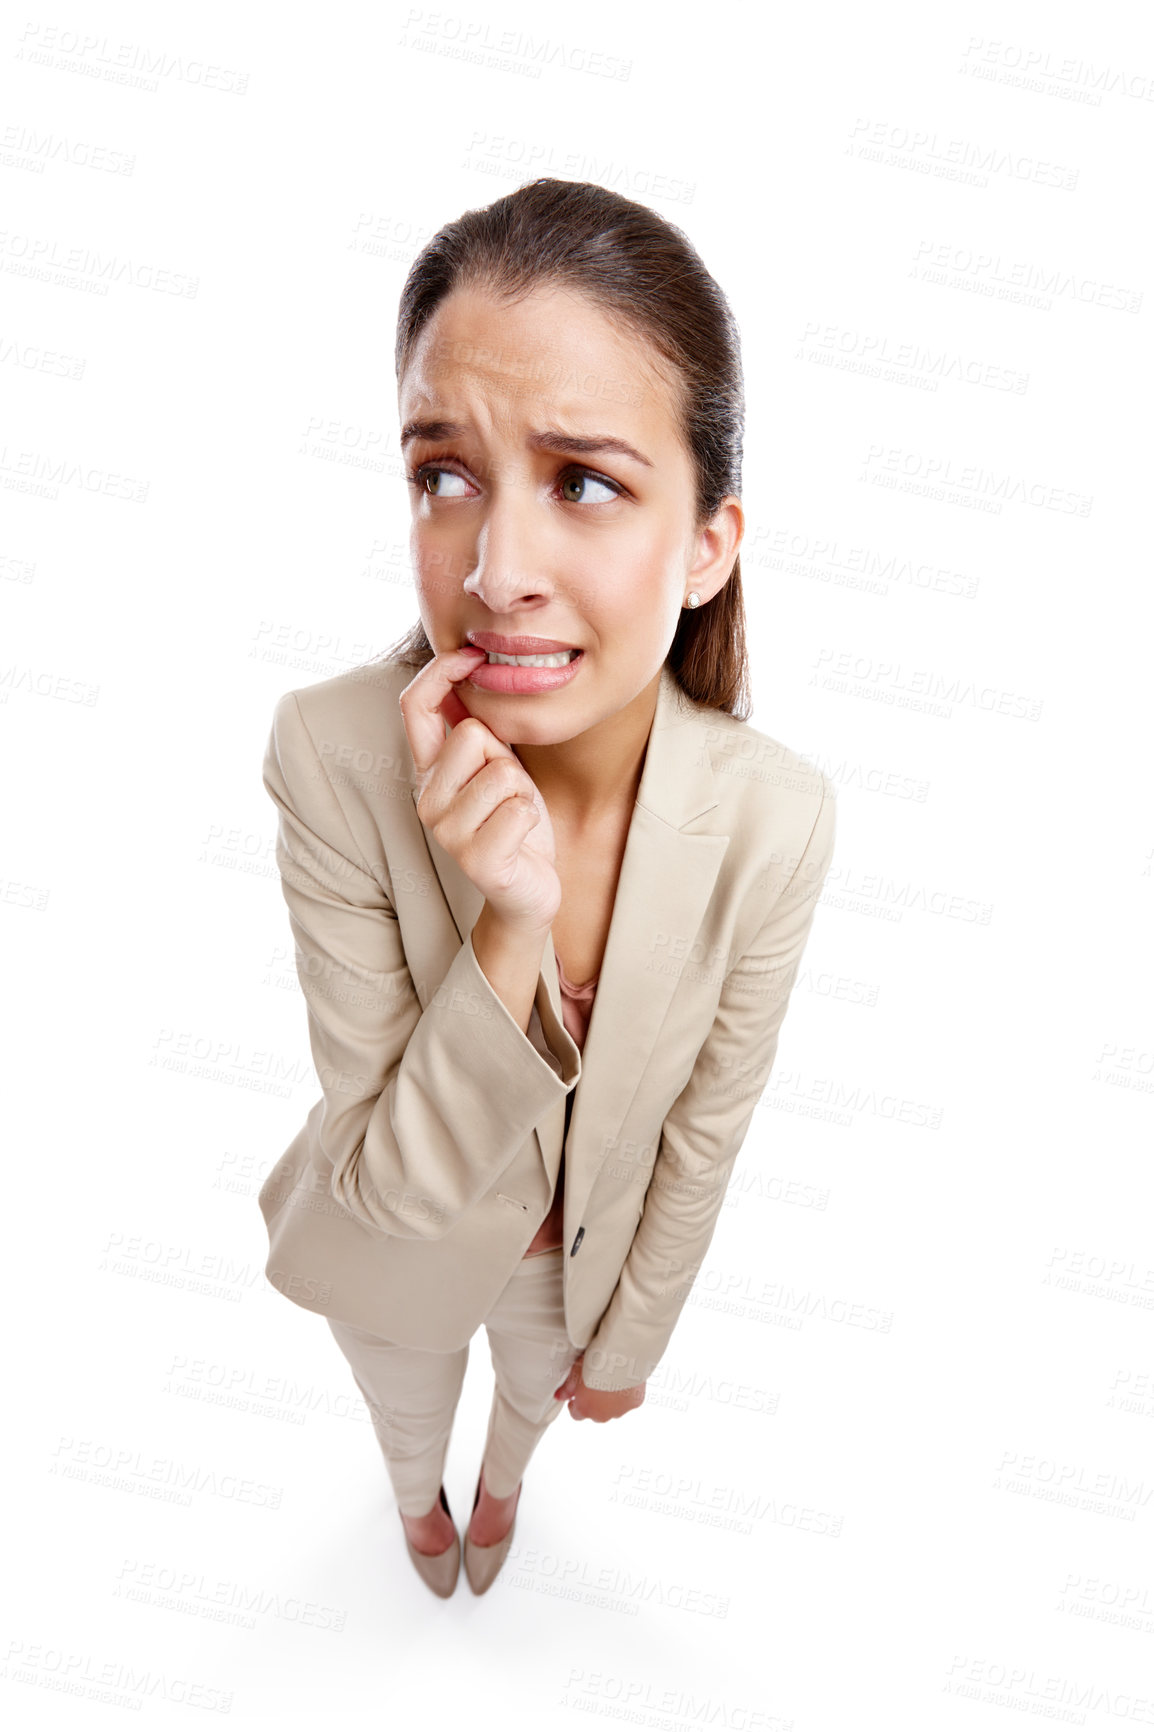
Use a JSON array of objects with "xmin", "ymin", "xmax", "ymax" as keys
[{"xmin": 685, "ymin": 592, "xmax": 701, "ymax": 609}]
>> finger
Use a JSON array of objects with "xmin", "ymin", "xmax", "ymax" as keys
[
  {"xmin": 398, "ymin": 647, "xmax": 487, "ymax": 783},
  {"xmin": 430, "ymin": 796, "xmax": 539, "ymax": 898},
  {"xmin": 465, "ymin": 792, "xmax": 541, "ymax": 865},
  {"xmin": 439, "ymin": 683, "xmax": 473, "ymax": 733},
  {"xmin": 413, "ymin": 716, "xmax": 518, "ymax": 830},
  {"xmin": 431, "ymin": 758, "xmax": 532, "ymax": 850},
  {"xmin": 554, "ymin": 1355, "xmax": 583, "ymax": 1400}
]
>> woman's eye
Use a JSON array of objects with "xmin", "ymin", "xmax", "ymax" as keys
[
  {"xmin": 414, "ymin": 467, "xmax": 470, "ymax": 498},
  {"xmin": 559, "ymin": 470, "xmax": 620, "ymax": 505}
]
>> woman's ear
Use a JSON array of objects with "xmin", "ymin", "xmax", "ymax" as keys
[{"xmin": 687, "ymin": 494, "xmax": 743, "ymax": 606}]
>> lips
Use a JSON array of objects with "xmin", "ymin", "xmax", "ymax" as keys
[
  {"xmin": 464, "ymin": 645, "xmax": 586, "ymax": 695},
  {"xmin": 466, "ymin": 632, "xmax": 582, "ymax": 654}
]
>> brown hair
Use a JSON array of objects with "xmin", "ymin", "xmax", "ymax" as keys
[{"xmin": 381, "ymin": 177, "xmax": 750, "ymax": 719}]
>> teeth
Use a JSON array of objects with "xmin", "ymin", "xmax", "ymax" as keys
[{"xmin": 485, "ymin": 650, "xmax": 577, "ymax": 667}]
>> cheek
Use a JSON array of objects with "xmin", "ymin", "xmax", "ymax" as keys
[
  {"xmin": 578, "ymin": 539, "xmax": 673, "ymax": 618},
  {"xmin": 413, "ymin": 539, "xmax": 466, "ymax": 606},
  {"xmin": 609, "ymin": 535, "xmax": 683, "ymax": 607},
  {"xmin": 587, "ymin": 524, "xmax": 673, "ymax": 586}
]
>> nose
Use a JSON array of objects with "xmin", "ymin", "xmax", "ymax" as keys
[{"xmin": 462, "ymin": 479, "xmax": 556, "ymax": 615}]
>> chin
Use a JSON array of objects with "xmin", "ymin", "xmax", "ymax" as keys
[
  {"xmin": 470, "ymin": 692, "xmax": 588, "ymax": 744},
  {"xmin": 478, "ymin": 704, "xmax": 580, "ymax": 740}
]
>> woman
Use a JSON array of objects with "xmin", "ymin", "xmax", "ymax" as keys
[{"xmin": 257, "ymin": 178, "xmax": 837, "ymax": 1598}]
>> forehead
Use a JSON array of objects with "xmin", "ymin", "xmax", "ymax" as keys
[{"xmin": 400, "ymin": 285, "xmax": 683, "ymax": 444}]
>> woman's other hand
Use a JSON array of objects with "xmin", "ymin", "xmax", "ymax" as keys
[
  {"xmin": 553, "ymin": 1351, "xmax": 646, "ymax": 1422},
  {"xmin": 398, "ymin": 646, "xmax": 562, "ymax": 933}
]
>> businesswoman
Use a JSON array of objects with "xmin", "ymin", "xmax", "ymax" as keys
[{"xmin": 257, "ymin": 177, "xmax": 836, "ymax": 1598}]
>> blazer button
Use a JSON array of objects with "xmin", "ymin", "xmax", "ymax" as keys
[{"xmin": 569, "ymin": 1226, "xmax": 585, "ymax": 1256}]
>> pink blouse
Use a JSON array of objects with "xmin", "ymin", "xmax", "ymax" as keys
[
  {"xmin": 554, "ymin": 955, "xmax": 598, "ymax": 1051},
  {"xmin": 521, "ymin": 954, "xmax": 598, "ymax": 1256}
]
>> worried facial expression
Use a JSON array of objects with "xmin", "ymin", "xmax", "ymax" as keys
[{"xmin": 397, "ymin": 283, "xmax": 739, "ymax": 743}]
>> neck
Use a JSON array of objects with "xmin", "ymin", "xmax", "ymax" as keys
[{"xmin": 512, "ymin": 669, "xmax": 660, "ymax": 828}]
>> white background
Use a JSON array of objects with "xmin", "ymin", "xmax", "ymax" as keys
[{"xmin": 3, "ymin": 2, "xmax": 1152, "ymax": 1727}]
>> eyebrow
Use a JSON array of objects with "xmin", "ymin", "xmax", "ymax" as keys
[{"xmin": 400, "ymin": 418, "xmax": 653, "ymax": 469}]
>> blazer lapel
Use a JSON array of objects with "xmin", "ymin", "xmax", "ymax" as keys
[{"xmin": 409, "ymin": 664, "xmax": 729, "ymax": 1229}]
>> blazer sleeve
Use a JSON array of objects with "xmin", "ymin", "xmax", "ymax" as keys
[
  {"xmin": 263, "ymin": 690, "xmax": 579, "ymax": 1240},
  {"xmin": 578, "ymin": 776, "xmax": 837, "ymax": 1391}
]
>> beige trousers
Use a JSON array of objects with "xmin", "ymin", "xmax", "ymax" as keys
[{"xmin": 326, "ymin": 1245, "xmax": 581, "ymax": 1517}]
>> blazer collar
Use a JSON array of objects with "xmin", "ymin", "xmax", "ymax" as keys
[{"xmin": 411, "ymin": 662, "xmax": 730, "ymax": 1222}]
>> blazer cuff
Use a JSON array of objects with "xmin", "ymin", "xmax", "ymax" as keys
[
  {"xmin": 579, "ymin": 1336, "xmax": 666, "ymax": 1394},
  {"xmin": 456, "ymin": 929, "xmax": 581, "ymax": 1092},
  {"xmin": 533, "ymin": 975, "xmax": 582, "ymax": 1086},
  {"xmin": 526, "ymin": 1004, "xmax": 561, "ymax": 1078}
]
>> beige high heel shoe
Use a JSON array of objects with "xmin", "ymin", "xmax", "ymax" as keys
[
  {"xmin": 400, "ymin": 1484, "xmax": 460, "ymax": 1598},
  {"xmin": 463, "ymin": 1465, "xmax": 521, "ymax": 1595}
]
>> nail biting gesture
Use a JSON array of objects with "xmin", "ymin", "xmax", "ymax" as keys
[{"xmin": 397, "ymin": 647, "xmax": 562, "ymax": 934}]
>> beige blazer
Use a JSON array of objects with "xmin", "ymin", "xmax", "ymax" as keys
[{"xmin": 257, "ymin": 656, "xmax": 836, "ymax": 1391}]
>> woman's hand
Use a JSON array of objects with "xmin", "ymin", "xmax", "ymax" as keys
[
  {"xmin": 398, "ymin": 646, "xmax": 562, "ymax": 933},
  {"xmin": 553, "ymin": 1351, "xmax": 647, "ymax": 1422}
]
